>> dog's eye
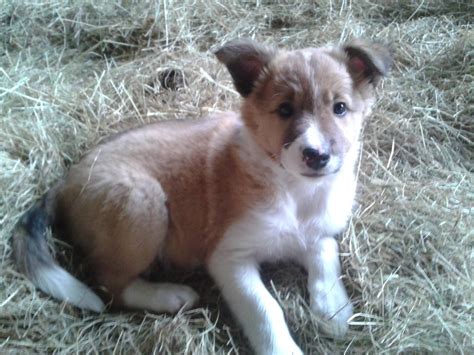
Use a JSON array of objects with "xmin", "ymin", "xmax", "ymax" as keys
[
  {"xmin": 277, "ymin": 102, "xmax": 294, "ymax": 119},
  {"xmin": 333, "ymin": 102, "xmax": 347, "ymax": 116}
]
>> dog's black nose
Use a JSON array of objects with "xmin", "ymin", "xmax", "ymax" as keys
[{"xmin": 302, "ymin": 148, "xmax": 330, "ymax": 170}]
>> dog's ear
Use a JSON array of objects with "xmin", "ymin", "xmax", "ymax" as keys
[
  {"xmin": 343, "ymin": 40, "xmax": 392, "ymax": 87},
  {"xmin": 215, "ymin": 39, "xmax": 276, "ymax": 97}
]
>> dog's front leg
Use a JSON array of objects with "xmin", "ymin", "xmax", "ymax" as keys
[
  {"xmin": 305, "ymin": 236, "xmax": 353, "ymax": 338},
  {"xmin": 208, "ymin": 253, "xmax": 303, "ymax": 355}
]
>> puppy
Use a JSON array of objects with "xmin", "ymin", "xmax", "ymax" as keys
[{"xmin": 14, "ymin": 38, "xmax": 391, "ymax": 354}]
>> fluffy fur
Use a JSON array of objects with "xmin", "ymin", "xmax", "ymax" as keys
[{"xmin": 13, "ymin": 38, "xmax": 391, "ymax": 354}]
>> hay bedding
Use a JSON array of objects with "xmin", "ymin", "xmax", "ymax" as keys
[{"xmin": 0, "ymin": 0, "xmax": 472, "ymax": 353}]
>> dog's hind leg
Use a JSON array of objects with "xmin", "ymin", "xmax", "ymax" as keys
[
  {"xmin": 120, "ymin": 278, "xmax": 199, "ymax": 313},
  {"xmin": 59, "ymin": 173, "xmax": 199, "ymax": 313},
  {"xmin": 98, "ymin": 179, "xmax": 201, "ymax": 312}
]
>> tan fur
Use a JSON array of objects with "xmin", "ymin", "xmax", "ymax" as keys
[
  {"xmin": 241, "ymin": 48, "xmax": 371, "ymax": 163},
  {"xmin": 52, "ymin": 113, "xmax": 270, "ymax": 300},
  {"xmin": 37, "ymin": 39, "xmax": 391, "ymax": 309}
]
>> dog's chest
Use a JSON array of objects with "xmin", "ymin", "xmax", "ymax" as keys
[
  {"xmin": 220, "ymin": 173, "xmax": 356, "ymax": 262},
  {"xmin": 262, "ymin": 185, "xmax": 340, "ymax": 254}
]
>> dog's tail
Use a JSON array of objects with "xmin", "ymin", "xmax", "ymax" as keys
[{"xmin": 12, "ymin": 199, "xmax": 105, "ymax": 312}]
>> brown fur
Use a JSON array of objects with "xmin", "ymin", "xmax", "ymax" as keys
[
  {"xmin": 51, "ymin": 114, "xmax": 270, "ymax": 300},
  {"xmin": 241, "ymin": 47, "xmax": 373, "ymax": 164},
  {"xmin": 19, "ymin": 38, "xmax": 391, "ymax": 308}
]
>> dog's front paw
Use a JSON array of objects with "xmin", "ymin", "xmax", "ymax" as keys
[
  {"xmin": 277, "ymin": 343, "xmax": 303, "ymax": 355},
  {"xmin": 310, "ymin": 281, "xmax": 353, "ymax": 338},
  {"xmin": 315, "ymin": 299, "xmax": 353, "ymax": 338},
  {"xmin": 261, "ymin": 340, "xmax": 303, "ymax": 355}
]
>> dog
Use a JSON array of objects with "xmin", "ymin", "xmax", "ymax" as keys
[{"xmin": 13, "ymin": 38, "xmax": 391, "ymax": 354}]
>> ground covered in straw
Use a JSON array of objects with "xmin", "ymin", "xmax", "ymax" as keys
[{"xmin": 1, "ymin": 1, "xmax": 472, "ymax": 354}]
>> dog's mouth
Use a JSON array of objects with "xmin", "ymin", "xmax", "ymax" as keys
[
  {"xmin": 300, "ymin": 168, "xmax": 340, "ymax": 178},
  {"xmin": 279, "ymin": 161, "xmax": 341, "ymax": 179}
]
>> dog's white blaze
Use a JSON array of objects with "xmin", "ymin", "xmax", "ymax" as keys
[
  {"xmin": 281, "ymin": 124, "xmax": 328, "ymax": 176},
  {"xmin": 301, "ymin": 123, "xmax": 325, "ymax": 151},
  {"xmin": 281, "ymin": 123, "xmax": 347, "ymax": 177}
]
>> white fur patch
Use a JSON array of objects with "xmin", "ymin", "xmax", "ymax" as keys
[
  {"xmin": 301, "ymin": 123, "xmax": 325, "ymax": 150},
  {"xmin": 233, "ymin": 126, "xmax": 358, "ymax": 260},
  {"xmin": 208, "ymin": 254, "xmax": 303, "ymax": 355},
  {"xmin": 121, "ymin": 278, "xmax": 199, "ymax": 313},
  {"xmin": 280, "ymin": 124, "xmax": 342, "ymax": 178},
  {"xmin": 34, "ymin": 266, "xmax": 104, "ymax": 312},
  {"xmin": 306, "ymin": 237, "xmax": 354, "ymax": 338}
]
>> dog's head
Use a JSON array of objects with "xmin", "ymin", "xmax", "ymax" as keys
[{"xmin": 215, "ymin": 38, "xmax": 391, "ymax": 179}]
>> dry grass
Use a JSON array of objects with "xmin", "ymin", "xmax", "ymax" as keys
[{"xmin": 1, "ymin": 0, "xmax": 473, "ymax": 353}]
